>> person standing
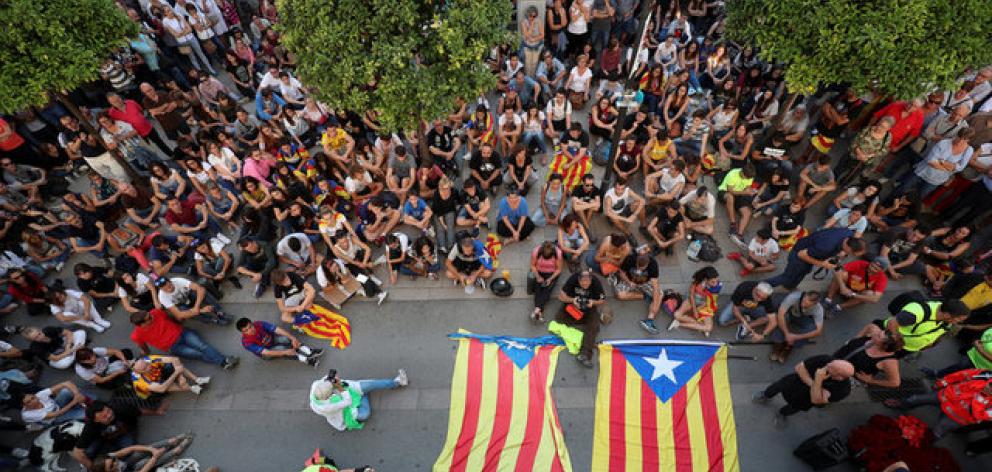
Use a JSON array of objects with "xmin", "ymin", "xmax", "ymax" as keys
[{"xmin": 752, "ymin": 356, "xmax": 855, "ymax": 426}]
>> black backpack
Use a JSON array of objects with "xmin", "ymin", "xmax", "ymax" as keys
[
  {"xmin": 696, "ymin": 234, "xmax": 722, "ymax": 262},
  {"xmin": 793, "ymin": 428, "xmax": 848, "ymax": 470},
  {"xmin": 886, "ymin": 290, "xmax": 930, "ymax": 318}
]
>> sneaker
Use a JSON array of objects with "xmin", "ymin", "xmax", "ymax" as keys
[
  {"xmin": 2, "ymin": 325, "xmax": 21, "ymax": 335},
  {"xmin": 576, "ymin": 354, "xmax": 594, "ymax": 368},
  {"xmin": 376, "ymin": 291, "xmax": 389, "ymax": 305},
  {"xmin": 530, "ymin": 308, "xmax": 541, "ymax": 323},
  {"xmin": 395, "ymin": 368, "xmax": 409, "ymax": 387},
  {"xmin": 639, "ymin": 318, "xmax": 660, "ymax": 334},
  {"xmin": 667, "ymin": 319, "xmax": 681, "ymax": 331},
  {"xmin": 195, "ymin": 377, "xmax": 211, "ymax": 385},
  {"xmin": 253, "ymin": 284, "xmax": 264, "ymax": 298},
  {"xmin": 739, "ymin": 268, "xmax": 751, "ymax": 277},
  {"xmin": 222, "ymin": 356, "xmax": 240, "ymax": 370},
  {"xmin": 476, "ymin": 278, "xmax": 487, "ymax": 290},
  {"xmin": 10, "ymin": 448, "xmax": 28, "ymax": 459},
  {"xmin": 309, "ymin": 348, "xmax": 325, "ymax": 358},
  {"xmin": 306, "ymin": 356, "xmax": 321, "ymax": 368},
  {"xmin": 735, "ymin": 325, "xmax": 752, "ymax": 341},
  {"xmin": 730, "ymin": 233, "xmax": 747, "ymax": 248},
  {"xmin": 229, "ymin": 277, "xmax": 243, "ymax": 289},
  {"xmin": 822, "ymin": 297, "xmax": 842, "ymax": 313},
  {"xmin": 727, "ymin": 252, "xmax": 742, "ymax": 261},
  {"xmin": 55, "ymin": 261, "xmax": 66, "ymax": 272},
  {"xmin": 190, "ymin": 385, "xmax": 202, "ymax": 395},
  {"xmin": 751, "ymin": 391, "xmax": 771, "ymax": 404}
]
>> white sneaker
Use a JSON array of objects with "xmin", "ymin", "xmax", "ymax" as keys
[
  {"xmin": 217, "ymin": 233, "xmax": 232, "ymax": 245},
  {"xmin": 377, "ymin": 291, "xmax": 389, "ymax": 305},
  {"xmin": 195, "ymin": 377, "xmax": 211, "ymax": 385},
  {"xmin": 297, "ymin": 345, "xmax": 312, "ymax": 356},
  {"xmin": 190, "ymin": 385, "xmax": 202, "ymax": 395},
  {"xmin": 395, "ymin": 368, "xmax": 409, "ymax": 387},
  {"xmin": 667, "ymin": 319, "xmax": 680, "ymax": 331}
]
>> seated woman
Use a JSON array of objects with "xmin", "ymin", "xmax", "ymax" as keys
[
  {"xmin": 92, "ymin": 433, "xmax": 193, "ymax": 472},
  {"xmin": 557, "ymin": 213, "xmax": 590, "ymax": 272},
  {"xmin": 400, "ymin": 235, "xmax": 442, "ymax": 281},
  {"xmin": 203, "ymin": 182, "xmax": 241, "ymax": 233},
  {"xmin": 20, "ymin": 380, "xmax": 87, "ymax": 426},
  {"xmin": 116, "ymin": 272, "xmax": 159, "ymax": 314},
  {"xmin": 74, "ymin": 262, "xmax": 119, "ymax": 313},
  {"xmin": 21, "ymin": 230, "xmax": 71, "ymax": 274},
  {"xmin": 48, "ymin": 287, "xmax": 112, "ymax": 333},
  {"xmin": 21, "ymin": 326, "xmax": 86, "ymax": 369},
  {"xmin": 149, "ymin": 162, "xmax": 189, "ymax": 202},
  {"xmin": 833, "ymin": 323, "xmax": 903, "ymax": 389},
  {"xmin": 649, "ymin": 266, "xmax": 720, "ymax": 336},
  {"xmin": 529, "ymin": 241, "xmax": 564, "ymax": 323},
  {"xmin": 130, "ymin": 355, "xmax": 211, "ymax": 399},
  {"xmin": 315, "ymin": 255, "xmax": 364, "ymax": 309},
  {"xmin": 454, "ymin": 179, "xmax": 491, "ymax": 235},
  {"xmin": 533, "ymin": 173, "xmax": 569, "ymax": 227},
  {"xmin": 328, "ymin": 230, "xmax": 388, "ymax": 304},
  {"xmin": 920, "ymin": 225, "xmax": 973, "ymax": 296},
  {"xmin": 194, "ymin": 237, "xmax": 241, "ymax": 293}
]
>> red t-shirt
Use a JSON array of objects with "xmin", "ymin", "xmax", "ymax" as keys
[
  {"xmin": 843, "ymin": 259, "xmax": 888, "ymax": 293},
  {"xmin": 107, "ymin": 99, "xmax": 153, "ymax": 137},
  {"xmin": 165, "ymin": 199, "xmax": 200, "ymax": 227},
  {"xmin": 0, "ymin": 118, "xmax": 25, "ymax": 152},
  {"xmin": 130, "ymin": 308, "xmax": 182, "ymax": 351},
  {"xmin": 872, "ymin": 102, "xmax": 923, "ymax": 150}
]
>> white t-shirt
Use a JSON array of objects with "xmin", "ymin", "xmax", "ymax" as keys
[
  {"xmin": 657, "ymin": 168, "xmax": 686, "ymax": 194},
  {"xmin": 831, "ymin": 208, "xmax": 869, "ymax": 235},
  {"xmin": 545, "ymin": 99, "xmax": 572, "ymax": 122},
  {"xmin": 207, "ymin": 147, "xmax": 240, "ymax": 175},
  {"xmin": 279, "ymin": 77, "xmax": 306, "ymax": 102},
  {"xmin": 567, "ymin": 2, "xmax": 589, "ymax": 34},
  {"xmin": 605, "ymin": 187, "xmax": 632, "ymax": 213},
  {"xmin": 74, "ymin": 347, "xmax": 127, "ymax": 383},
  {"xmin": 158, "ymin": 277, "xmax": 195, "ymax": 309},
  {"xmin": 117, "ymin": 273, "xmax": 152, "ymax": 299},
  {"xmin": 277, "ymin": 233, "xmax": 312, "ymax": 265},
  {"xmin": 679, "ymin": 192, "xmax": 716, "ymax": 219},
  {"xmin": 162, "ymin": 16, "xmax": 194, "ymax": 43},
  {"xmin": 567, "ymin": 67, "xmax": 593, "ymax": 93},
  {"xmin": 748, "ymin": 238, "xmax": 780, "ymax": 259},
  {"xmin": 21, "ymin": 388, "xmax": 58, "ymax": 423},
  {"xmin": 521, "ymin": 111, "xmax": 545, "ymax": 133},
  {"xmin": 193, "ymin": 238, "xmax": 227, "ymax": 261},
  {"xmin": 50, "ymin": 290, "xmax": 90, "ymax": 320},
  {"xmin": 499, "ymin": 113, "xmax": 522, "ymax": 132}
]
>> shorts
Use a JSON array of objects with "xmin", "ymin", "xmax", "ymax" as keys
[
  {"xmin": 452, "ymin": 258, "xmax": 482, "ymax": 274},
  {"xmin": 615, "ymin": 280, "xmax": 654, "ymax": 298}
]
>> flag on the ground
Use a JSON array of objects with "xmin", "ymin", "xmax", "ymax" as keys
[
  {"xmin": 433, "ymin": 331, "xmax": 573, "ymax": 472},
  {"xmin": 592, "ymin": 341, "xmax": 739, "ymax": 472},
  {"xmin": 291, "ymin": 304, "xmax": 351, "ymax": 350}
]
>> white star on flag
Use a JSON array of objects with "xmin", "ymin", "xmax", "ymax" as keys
[{"xmin": 646, "ymin": 348, "xmax": 683, "ymax": 383}]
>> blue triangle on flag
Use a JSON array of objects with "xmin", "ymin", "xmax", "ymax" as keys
[
  {"xmin": 615, "ymin": 343, "xmax": 720, "ymax": 403},
  {"xmin": 448, "ymin": 332, "xmax": 564, "ymax": 370},
  {"xmin": 498, "ymin": 340, "xmax": 537, "ymax": 370}
]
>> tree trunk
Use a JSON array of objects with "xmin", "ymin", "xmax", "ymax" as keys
[
  {"xmin": 54, "ymin": 92, "xmax": 142, "ymax": 183},
  {"xmin": 773, "ymin": 91, "xmax": 798, "ymax": 127}
]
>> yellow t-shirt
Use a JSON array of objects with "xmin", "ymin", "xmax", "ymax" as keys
[
  {"xmin": 321, "ymin": 128, "xmax": 348, "ymax": 150},
  {"xmin": 962, "ymin": 282, "xmax": 992, "ymax": 311},
  {"xmin": 647, "ymin": 139, "xmax": 672, "ymax": 162},
  {"xmin": 718, "ymin": 168, "xmax": 754, "ymax": 193}
]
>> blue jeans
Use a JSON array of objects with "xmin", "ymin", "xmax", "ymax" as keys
[
  {"xmin": 766, "ymin": 251, "xmax": 813, "ymax": 290},
  {"xmin": 168, "ymin": 328, "xmax": 227, "ymax": 365},
  {"xmin": 43, "ymin": 389, "xmax": 87, "ymax": 425},
  {"xmin": 85, "ymin": 433, "xmax": 135, "ymax": 459},
  {"xmin": 354, "ymin": 378, "xmax": 400, "ymax": 421},
  {"xmin": 894, "ymin": 172, "xmax": 939, "ymax": 199},
  {"xmin": 521, "ymin": 130, "xmax": 548, "ymax": 154},
  {"xmin": 716, "ymin": 304, "xmax": 769, "ymax": 327},
  {"xmin": 589, "ymin": 28, "xmax": 611, "ymax": 53}
]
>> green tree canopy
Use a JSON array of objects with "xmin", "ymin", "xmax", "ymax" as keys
[
  {"xmin": 277, "ymin": 0, "xmax": 513, "ymax": 131},
  {"xmin": 0, "ymin": 0, "xmax": 137, "ymax": 114},
  {"xmin": 726, "ymin": 0, "xmax": 992, "ymax": 99}
]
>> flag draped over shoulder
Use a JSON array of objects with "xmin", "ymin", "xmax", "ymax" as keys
[
  {"xmin": 593, "ymin": 341, "xmax": 739, "ymax": 472},
  {"xmin": 433, "ymin": 331, "xmax": 572, "ymax": 472}
]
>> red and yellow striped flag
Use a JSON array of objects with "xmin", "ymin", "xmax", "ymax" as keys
[
  {"xmin": 593, "ymin": 341, "xmax": 739, "ymax": 472},
  {"xmin": 434, "ymin": 332, "xmax": 573, "ymax": 472}
]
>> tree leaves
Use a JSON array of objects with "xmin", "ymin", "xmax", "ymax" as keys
[
  {"xmin": 725, "ymin": 0, "xmax": 992, "ymax": 99},
  {"xmin": 276, "ymin": 0, "xmax": 512, "ymax": 131},
  {"xmin": 0, "ymin": 0, "xmax": 137, "ymax": 113}
]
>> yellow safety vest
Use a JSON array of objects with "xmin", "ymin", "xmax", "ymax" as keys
[{"xmin": 889, "ymin": 301, "xmax": 947, "ymax": 352}]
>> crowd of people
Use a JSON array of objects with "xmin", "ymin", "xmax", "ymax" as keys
[{"xmin": 0, "ymin": 0, "xmax": 991, "ymax": 469}]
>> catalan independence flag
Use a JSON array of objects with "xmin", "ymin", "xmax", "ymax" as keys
[
  {"xmin": 593, "ymin": 341, "xmax": 739, "ymax": 472},
  {"xmin": 434, "ymin": 332, "xmax": 573, "ymax": 472}
]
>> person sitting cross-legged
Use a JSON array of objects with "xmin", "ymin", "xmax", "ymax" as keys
[
  {"xmin": 130, "ymin": 355, "xmax": 210, "ymax": 399},
  {"xmin": 153, "ymin": 276, "xmax": 231, "ymax": 325},
  {"xmin": 727, "ymin": 228, "xmax": 780, "ymax": 277},
  {"xmin": 717, "ymin": 281, "xmax": 776, "ymax": 342},
  {"xmin": 236, "ymin": 317, "xmax": 323, "ymax": 367},
  {"xmin": 823, "ymin": 256, "xmax": 889, "ymax": 314}
]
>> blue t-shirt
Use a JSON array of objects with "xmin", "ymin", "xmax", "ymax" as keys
[
  {"xmin": 148, "ymin": 236, "xmax": 181, "ymax": 264},
  {"xmin": 241, "ymin": 321, "xmax": 277, "ymax": 356},
  {"xmin": 498, "ymin": 198, "xmax": 530, "ymax": 225},
  {"xmin": 796, "ymin": 228, "xmax": 853, "ymax": 260},
  {"xmin": 403, "ymin": 199, "xmax": 428, "ymax": 219}
]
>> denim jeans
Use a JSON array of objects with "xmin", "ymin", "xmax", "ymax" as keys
[
  {"xmin": 717, "ymin": 304, "xmax": 769, "ymax": 326},
  {"xmin": 894, "ymin": 172, "xmax": 939, "ymax": 199},
  {"xmin": 521, "ymin": 130, "xmax": 548, "ymax": 154},
  {"xmin": 41, "ymin": 388, "xmax": 87, "ymax": 425},
  {"xmin": 354, "ymin": 378, "xmax": 400, "ymax": 421},
  {"xmin": 85, "ymin": 433, "xmax": 135, "ymax": 459},
  {"xmin": 168, "ymin": 328, "xmax": 227, "ymax": 365},
  {"xmin": 433, "ymin": 212, "xmax": 457, "ymax": 251}
]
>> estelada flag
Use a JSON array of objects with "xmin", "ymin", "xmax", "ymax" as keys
[
  {"xmin": 593, "ymin": 341, "xmax": 739, "ymax": 472},
  {"xmin": 434, "ymin": 331, "xmax": 572, "ymax": 472}
]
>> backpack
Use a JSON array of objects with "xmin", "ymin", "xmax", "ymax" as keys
[
  {"xmin": 692, "ymin": 234, "xmax": 721, "ymax": 262},
  {"xmin": 886, "ymin": 290, "xmax": 930, "ymax": 318}
]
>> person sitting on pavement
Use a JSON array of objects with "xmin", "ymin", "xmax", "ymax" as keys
[
  {"xmin": 556, "ymin": 269, "xmax": 608, "ymax": 368},
  {"xmin": 21, "ymin": 326, "xmax": 86, "ymax": 369},
  {"xmin": 752, "ymin": 355, "xmax": 855, "ymax": 426},
  {"xmin": 129, "ymin": 309, "xmax": 239, "ymax": 370},
  {"xmin": 679, "ymin": 185, "xmax": 717, "ymax": 236},
  {"xmin": 48, "ymin": 287, "xmax": 113, "ymax": 333},
  {"xmin": 236, "ymin": 317, "xmax": 323, "ymax": 367},
  {"xmin": 884, "ymin": 368, "xmax": 992, "ymax": 439},
  {"xmin": 717, "ymin": 281, "xmax": 776, "ymax": 342},
  {"xmin": 884, "ymin": 297, "xmax": 970, "ymax": 356},
  {"xmin": 153, "ymin": 276, "xmax": 231, "ymax": 325},
  {"xmin": 656, "ymin": 266, "xmax": 721, "ymax": 336},
  {"xmin": 72, "ymin": 400, "xmax": 142, "ymax": 470},
  {"xmin": 20, "ymin": 380, "xmax": 87, "ymax": 427},
  {"xmin": 570, "ymin": 173, "xmax": 602, "ymax": 237},
  {"xmin": 718, "ymin": 163, "xmax": 758, "ymax": 246},
  {"xmin": 833, "ymin": 323, "xmax": 904, "ymax": 389},
  {"xmin": 585, "ymin": 232, "xmax": 632, "ymax": 278},
  {"xmin": 309, "ymin": 367, "xmax": 408, "ymax": 431},
  {"xmin": 877, "ymin": 225, "xmax": 928, "ymax": 281},
  {"xmin": 823, "ymin": 256, "xmax": 889, "ymax": 313},
  {"xmin": 74, "ymin": 347, "xmax": 131, "ymax": 389},
  {"xmin": 496, "ymin": 188, "xmax": 536, "ymax": 245},
  {"xmin": 603, "ymin": 177, "xmax": 646, "ymax": 233},
  {"xmin": 765, "ymin": 227, "xmax": 866, "ymax": 291},
  {"xmin": 614, "ymin": 246, "xmax": 662, "ymax": 324},
  {"xmin": 444, "ymin": 234, "xmax": 494, "ymax": 289},
  {"xmin": 942, "ymin": 270, "xmax": 992, "ymax": 346},
  {"xmin": 767, "ymin": 291, "xmax": 825, "ymax": 364},
  {"xmin": 640, "ymin": 200, "xmax": 686, "ymax": 257},
  {"xmin": 822, "ymin": 204, "xmax": 869, "ymax": 239},
  {"xmin": 529, "ymin": 241, "xmax": 564, "ymax": 323},
  {"xmin": 74, "ymin": 262, "xmax": 120, "ymax": 313},
  {"xmin": 277, "ymin": 232, "xmax": 321, "ymax": 277},
  {"xmin": 727, "ymin": 228, "xmax": 780, "ymax": 277},
  {"xmin": 92, "ymin": 432, "xmax": 194, "ymax": 472},
  {"xmin": 237, "ymin": 236, "xmax": 279, "ymax": 298},
  {"xmin": 130, "ymin": 355, "xmax": 211, "ymax": 399}
]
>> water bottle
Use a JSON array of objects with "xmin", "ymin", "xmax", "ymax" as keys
[{"xmin": 687, "ymin": 238, "xmax": 702, "ymax": 261}]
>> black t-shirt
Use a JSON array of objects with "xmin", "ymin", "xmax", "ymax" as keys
[
  {"xmin": 29, "ymin": 326, "xmax": 65, "ymax": 357},
  {"xmin": 432, "ymin": 189, "xmax": 460, "ymax": 216},
  {"xmin": 623, "ymin": 115, "xmax": 650, "ymax": 144},
  {"xmin": 469, "ymin": 151, "xmax": 502, "ymax": 180},
  {"xmin": 560, "ymin": 130, "xmax": 589, "ymax": 153},
  {"xmin": 77, "ymin": 268, "xmax": 116, "ymax": 294},
  {"xmin": 273, "ymin": 272, "xmax": 306, "ymax": 301},
  {"xmin": 620, "ymin": 255, "xmax": 659, "ymax": 284},
  {"xmin": 779, "ymin": 355, "xmax": 852, "ymax": 410},
  {"xmin": 508, "ymin": 156, "xmax": 532, "ymax": 181},
  {"xmin": 773, "ymin": 206, "xmax": 805, "ymax": 232},
  {"xmin": 562, "ymin": 273, "xmax": 606, "ymax": 301},
  {"xmin": 76, "ymin": 404, "xmax": 141, "ymax": 450},
  {"xmin": 426, "ymin": 127, "xmax": 454, "ymax": 153},
  {"xmin": 65, "ymin": 215, "xmax": 102, "ymax": 242},
  {"xmin": 883, "ymin": 228, "xmax": 922, "ymax": 263},
  {"xmin": 731, "ymin": 281, "xmax": 774, "ymax": 314},
  {"xmin": 571, "ymin": 184, "xmax": 599, "ymax": 203},
  {"xmin": 652, "ymin": 209, "xmax": 684, "ymax": 236}
]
